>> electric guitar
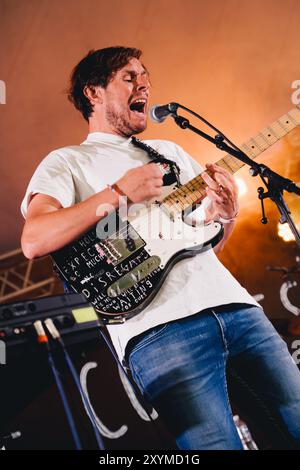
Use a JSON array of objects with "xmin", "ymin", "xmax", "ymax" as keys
[{"xmin": 51, "ymin": 106, "xmax": 300, "ymax": 323}]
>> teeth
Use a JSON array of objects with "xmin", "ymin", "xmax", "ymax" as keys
[{"xmin": 132, "ymin": 99, "xmax": 146, "ymax": 104}]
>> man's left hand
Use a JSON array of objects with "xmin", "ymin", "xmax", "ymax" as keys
[{"xmin": 201, "ymin": 163, "xmax": 239, "ymax": 221}]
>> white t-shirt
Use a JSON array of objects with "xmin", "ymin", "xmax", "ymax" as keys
[{"xmin": 21, "ymin": 132, "xmax": 260, "ymax": 360}]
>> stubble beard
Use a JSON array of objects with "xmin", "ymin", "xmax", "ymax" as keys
[{"xmin": 106, "ymin": 106, "xmax": 147, "ymax": 137}]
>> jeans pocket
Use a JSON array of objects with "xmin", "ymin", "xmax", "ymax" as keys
[
  {"xmin": 128, "ymin": 323, "xmax": 170, "ymax": 359},
  {"xmin": 127, "ymin": 323, "xmax": 171, "ymax": 394}
]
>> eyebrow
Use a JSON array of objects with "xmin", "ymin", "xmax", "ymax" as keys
[{"xmin": 122, "ymin": 69, "xmax": 149, "ymax": 77}]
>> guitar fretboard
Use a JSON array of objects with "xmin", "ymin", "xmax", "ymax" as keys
[{"xmin": 162, "ymin": 105, "xmax": 300, "ymax": 214}]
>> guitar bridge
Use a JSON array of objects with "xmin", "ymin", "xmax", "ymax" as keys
[{"xmin": 95, "ymin": 221, "xmax": 145, "ymax": 266}]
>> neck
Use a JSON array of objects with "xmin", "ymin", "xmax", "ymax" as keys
[
  {"xmin": 88, "ymin": 114, "xmax": 125, "ymax": 136},
  {"xmin": 161, "ymin": 105, "xmax": 300, "ymax": 218}
]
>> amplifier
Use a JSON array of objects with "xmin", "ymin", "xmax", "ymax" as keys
[
  {"xmin": 0, "ymin": 293, "xmax": 101, "ymax": 347},
  {"xmin": 0, "ymin": 294, "xmax": 175, "ymax": 450}
]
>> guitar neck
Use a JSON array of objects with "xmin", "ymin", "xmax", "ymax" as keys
[{"xmin": 162, "ymin": 105, "xmax": 300, "ymax": 213}]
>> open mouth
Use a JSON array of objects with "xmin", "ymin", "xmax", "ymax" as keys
[{"xmin": 129, "ymin": 98, "xmax": 147, "ymax": 115}]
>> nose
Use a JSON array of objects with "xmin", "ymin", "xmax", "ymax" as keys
[{"xmin": 136, "ymin": 74, "xmax": 150, "ymax": 92}]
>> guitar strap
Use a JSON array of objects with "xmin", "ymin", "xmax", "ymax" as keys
[{"xmin": 131, "ymin": 136, "xmax": 181, "ymax": 187}]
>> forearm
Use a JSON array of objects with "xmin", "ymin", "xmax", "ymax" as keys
[{"xmin": 21, "ymin": 187, "xmax": 119, "ymax": 259}]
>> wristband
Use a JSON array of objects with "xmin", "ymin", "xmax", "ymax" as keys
[
  {"xmin": 107, "ymin": 183, "xmax": 133, "ymax": 203},
  {"xmin": 218, "ymin": 212, "xmax": 239, "ymax": 224}
]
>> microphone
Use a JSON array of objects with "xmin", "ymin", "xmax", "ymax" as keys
[{"xmin": 149, "ymin": 102, "xmax": 179, "ymax": 123}]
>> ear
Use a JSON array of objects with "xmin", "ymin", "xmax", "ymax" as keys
[{"xmin": 83, "ymin": 85, "xmax": 103, "ymax": 105}]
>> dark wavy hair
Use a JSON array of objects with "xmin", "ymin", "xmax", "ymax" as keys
[{"xmin": 68, "ymin": 46, "xmax": 142, "ymax": 121}]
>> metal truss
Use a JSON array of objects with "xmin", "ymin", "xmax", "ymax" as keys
[{"xmin": 0, "ymin": 248, "xmax": 60, "ymax": 302}]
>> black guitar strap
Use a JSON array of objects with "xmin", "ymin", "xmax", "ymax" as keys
[{"xmin": 131, "ymin": 136, "xmax": 181, "ymax": 187}]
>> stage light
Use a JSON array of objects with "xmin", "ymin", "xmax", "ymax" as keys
[
  {"xmin": 235, "ymin": 177, "xmax": 248, "ymax": 196},
  {"xmin": 277, "ymin": 197, "xmax": 300, "ymax": 242},
  {"xmin": 277, "ymin": 222, "xmax": 296, "ymax": 242}
]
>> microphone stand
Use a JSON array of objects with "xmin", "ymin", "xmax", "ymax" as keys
[{"xmin": 169, "ymin": 108, "xmax": 300, "ymax": 248}]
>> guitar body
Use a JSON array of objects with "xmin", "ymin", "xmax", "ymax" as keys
[{"xmin": 51, "ymin": 185, "xmax": 223, "ymax": 323}]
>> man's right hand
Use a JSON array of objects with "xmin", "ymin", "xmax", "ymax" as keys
[
  {"xmin": 21, "ymin": 163, "xmax": 164, "ymax": 259},
  {"xmin": 116, "ymin": 163, "xmax": 163, "ymax": 203}
]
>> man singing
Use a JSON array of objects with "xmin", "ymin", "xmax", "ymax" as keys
[{"xmin": 21, "ymin": 46, "xmax": 300, "ymax": 449}]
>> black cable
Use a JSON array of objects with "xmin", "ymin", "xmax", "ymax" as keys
[
  {"xmin": 97, "ymin": 327, "xmax": 173, "ymax": 448},
  {"xmin": 44, "ymin": 319, "xmax": 105, "ymax": 450},
  {"xmin": 33, "ymin": 321, "xmax": 82, "ymax": 450}
]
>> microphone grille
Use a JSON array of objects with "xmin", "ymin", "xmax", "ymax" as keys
[{"xmin": 149, "ymin": 104, "xmax": 166, "ymax": 123}]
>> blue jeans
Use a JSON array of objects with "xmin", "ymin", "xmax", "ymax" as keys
[{"xmin": 125, "ymin": 304, "xmax": 300, "ymax": 450}]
